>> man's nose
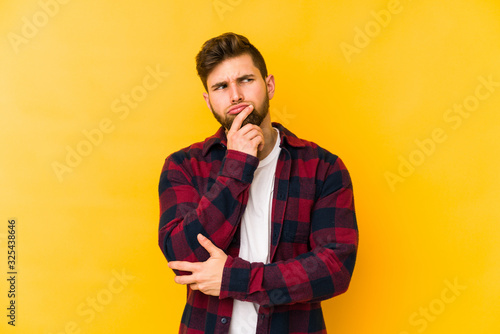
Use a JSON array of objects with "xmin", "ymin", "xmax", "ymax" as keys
[{"xmin": 229, "ymin": 84, "xmax": 243, "ymax": 103}]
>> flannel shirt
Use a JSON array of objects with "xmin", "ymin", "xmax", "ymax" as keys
[{"xmin": 158, "ymin": 123, "xmax": 358, "ymax": 334}]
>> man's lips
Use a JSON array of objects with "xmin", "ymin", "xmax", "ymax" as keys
[{"xmin": 227, "ymin": 104, "xmax": 249, "ymax": 115}]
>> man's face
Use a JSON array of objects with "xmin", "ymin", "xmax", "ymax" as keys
[{"xmin": 203, "ymin": 53, "xmax": 275, "ymax": 130}]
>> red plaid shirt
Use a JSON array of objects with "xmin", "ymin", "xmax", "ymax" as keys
[{"xmin": 158, "ymin": 123, "xmax": 358, "ymax": 334}]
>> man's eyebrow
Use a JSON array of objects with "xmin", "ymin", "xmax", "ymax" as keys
[
  {"xmin": 210, "ymin": 74, "xmax": 256, "ymax": 90},
  {"xmin": 237, "ymin": 74, "xmax": 255, "ymax": 81},
  {"xmin": 210, "ymin": 80, "xmax": 227, "ymax": 90}
]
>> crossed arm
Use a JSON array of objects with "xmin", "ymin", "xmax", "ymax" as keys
[{"xmin": 163, "ymin": 159, "xmax": 358, "ymax": 305}]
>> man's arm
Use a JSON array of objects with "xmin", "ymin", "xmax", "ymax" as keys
[
  {"xmin": 169, "ymin": 155, "xmax": 358, "ymax": 304},
  {"xmin": 158, "ymin": 105, "xmax": 264, "ymax": 264},
  {"xmin": 221, "ymin": 156, "xmax": 357, "ymax": 305},
  {"xmin": 158, "ymin": 149, "xmax": 257, "ymax": 263}
]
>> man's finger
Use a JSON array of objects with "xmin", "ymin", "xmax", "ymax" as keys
[
  {"xmin": 229, "ymin": 104, "xmax": 253, "ymax": 132},
  {"xmin": 174, "ymin": 274, "xmax": 196, "ymax": 285},
  {"xmin": 252, "ymin": 136, "xmax": 265, "ymax": 151},
  {"xmin": 197, "ymin": 234, "xmax": 222, "ymax": 257},
  {"xmin": 239, "ymin": 125, "xmax": 264, "ymax": 140},
  {"xmin": 169, "ymin": 260, "xmax": 198, "ymax": 272}
]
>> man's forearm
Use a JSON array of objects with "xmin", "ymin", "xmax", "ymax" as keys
[{"xmin": 159, "ymin": 150, "xmax": 259, "ymax": 263}]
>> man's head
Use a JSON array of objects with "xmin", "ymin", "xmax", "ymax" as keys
[{"xmin": 196, "ymin": 33, "xmax": 275, "ymax": 130}]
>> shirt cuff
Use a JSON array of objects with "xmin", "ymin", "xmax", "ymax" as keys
[
  {"xmin": 219, "ymin": 150, "xmax": 259, "ymax": 184},
  {"xmin": 219, "ymin": 255, "xmax": 251, "ymax": 300}
]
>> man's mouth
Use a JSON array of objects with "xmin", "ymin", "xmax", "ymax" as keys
[{"xmin": 227, "ymin": 103, "xmax": 250, "ymax": 115}]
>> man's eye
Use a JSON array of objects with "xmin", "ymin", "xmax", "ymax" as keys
[
  {"xmin": 242, "ymin": 78, "xmax": 253, "ymax": 83},
  {"xmin": 215, "ymin": 85, "xmax": 226, "ymax": 90}
]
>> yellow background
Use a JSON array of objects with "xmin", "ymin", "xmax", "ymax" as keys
[{"xmin": 1, "ymin": 0, "xmax": 499, "ymax": 333}]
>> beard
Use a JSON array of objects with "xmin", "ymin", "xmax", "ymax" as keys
[{"xmin": 210, "ymin": 92, "xmax": 270, "ymax": 130}]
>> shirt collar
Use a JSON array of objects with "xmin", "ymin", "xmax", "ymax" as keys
[{"xmin": 202, "ymin": 122, "xmax": 306, "ymax": 156}]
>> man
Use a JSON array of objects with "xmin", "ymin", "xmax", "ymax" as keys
[{"xmin": 158, "ymin": 32, "xmax": 358, "ymax": 334}]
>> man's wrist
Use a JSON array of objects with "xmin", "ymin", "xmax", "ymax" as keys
[
  {"xmin": 219, "ymin": 255, "xmax": 253, "ymax": 301},
  {"xmin": 219, "ymin": 150, "xmax": 259, "ymax": 184},
  {"xmin": 219, "ymin": 255, "xmax": 234, "ymax": 300}
]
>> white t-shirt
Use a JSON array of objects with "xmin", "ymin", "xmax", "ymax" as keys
[{"xmin": 228, "ymin": 128, "xmax": 281, "ymax": 334}]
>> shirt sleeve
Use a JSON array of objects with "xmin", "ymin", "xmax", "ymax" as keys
[
  {"xmin": 158, "ymin": 149, "xmax": 259, "ymax": 264},
  {"xmin": 219, "ymin": 156, "xmax": 358, "ymax": 306}
]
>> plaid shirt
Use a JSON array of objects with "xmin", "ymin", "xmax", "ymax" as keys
[{"xmin": 158, "ymin": 123, "xmax": 358, "ymax": 334}]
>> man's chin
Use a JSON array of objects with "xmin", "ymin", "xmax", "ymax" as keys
[{"xmin": 240, "ymin": 112, "xmax": 264, "ymax": 127}]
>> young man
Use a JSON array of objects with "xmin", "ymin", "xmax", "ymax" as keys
[{"xmin": 158, "ymin": 32, "xmax": 358, "ymax": 334}]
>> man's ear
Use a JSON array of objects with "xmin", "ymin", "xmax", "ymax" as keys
[
  {"xmin": 203, "ymin": 92, "xmax": 212, "ymax": 111},
  {"xmin": 266, "ymin": 74, "xmax": 276, "ymax": 100}
]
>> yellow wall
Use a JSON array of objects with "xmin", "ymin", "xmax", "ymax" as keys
[{"xmin": 1, "ymin": 0, "xmax": 499, "ymax": 333}]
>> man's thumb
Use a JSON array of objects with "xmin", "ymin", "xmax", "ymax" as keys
[{"xmin": 197, "ymin": 234, "xmax": 220, "ymax": 256}]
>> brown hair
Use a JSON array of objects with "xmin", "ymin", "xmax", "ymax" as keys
[{"xmin": 196, "ymin": 32, "xmax": 268, "ymax": 91}]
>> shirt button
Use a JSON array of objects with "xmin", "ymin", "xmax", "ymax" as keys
[{"xmin": 221, "ymin": 317, "xmax": 227, "ymax": 324}]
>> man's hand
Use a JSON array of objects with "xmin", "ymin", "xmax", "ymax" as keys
[
  {"xmin": 168, "ymin": 234, "xmax": 228, "ymax": 297},
  {"xmin": 226, "ymin": 104, "xmax": 264, "ymax": 157}
]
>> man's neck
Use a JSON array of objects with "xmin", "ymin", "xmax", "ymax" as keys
[{"xmin": 256, "ymin": 114, "xmax": 278, "ymax": 161}]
